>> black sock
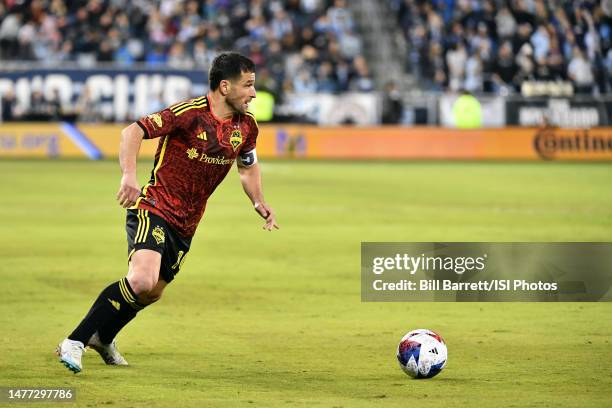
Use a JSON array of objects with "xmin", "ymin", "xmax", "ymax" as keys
[
  {"xmin": 68, "ymin": 278, "xmax": 143, "ymax": 345},
  {"xmin": 97, "ymin": 306, "xmax": 139, "ymax": 344}
]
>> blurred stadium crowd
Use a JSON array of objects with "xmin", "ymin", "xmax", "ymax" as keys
[
  {"xmin": 0, "ymin": 0, "xmax": 373, "ymax": 97},
  {"xmin": 391, "ymin": 0, "xmax": 612, "ymax": 95},
  {"xmin": 1, "ymin": 0, "xmax": 611, "ymax": 124}
]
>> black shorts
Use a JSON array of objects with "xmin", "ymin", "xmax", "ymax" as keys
[{"xmin": 126, "ymin": 209, "xmax": 192, "ymax": 283}]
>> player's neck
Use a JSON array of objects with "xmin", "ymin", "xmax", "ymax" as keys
[{"xmin": 207, "ymin": 92, "xmax": 235, "ymax": 121}]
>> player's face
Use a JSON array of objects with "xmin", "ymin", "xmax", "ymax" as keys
[{"xmin": 226, "ymin": 71, "xmax": 256, "ymax": 114}]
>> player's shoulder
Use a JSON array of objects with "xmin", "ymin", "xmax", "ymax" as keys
[
  {"xmin": 242, "ymin": 111, "xmax": 259, "ymax": 131},
  {"xmin": 168, "ymin": 95, "xmax": 209, "ymax": 117}
]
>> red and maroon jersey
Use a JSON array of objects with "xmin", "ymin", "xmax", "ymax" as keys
[{"xmin": 134, "ymin": 95, "xmax": 258, "ymax": 237}]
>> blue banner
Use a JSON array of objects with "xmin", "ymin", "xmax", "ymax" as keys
[{"xmin": 0, "ymin": 67, "xmax": 208, "ymax": 122}]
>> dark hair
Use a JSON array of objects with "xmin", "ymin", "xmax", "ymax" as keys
[{"xmin": 209, "ymin": 52, "xmax": 256, "ymax": 91}]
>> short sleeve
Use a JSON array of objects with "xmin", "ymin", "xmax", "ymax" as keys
[
  {"xmin": 240, "ymin": 112, "xmax": 259, "ymax": 152},
  {"xmin": 137, "ymin": 108, "xmax": 178, "ymax": 139}
]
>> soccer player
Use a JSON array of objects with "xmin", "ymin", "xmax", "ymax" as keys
[{"xmin": 56, "ymin": 52, "xmax": 278, "ymax": 373}]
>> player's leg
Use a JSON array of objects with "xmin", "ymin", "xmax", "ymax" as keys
[
  {"xmin": 87, "ymin": 208, "xmax": 176, "ymax": 364},
  {"xmin": 126, "ymin": 248, "xmax": 162, "ymax": 297},
  {"xmin": 135, "ymin": 275, "xmax": 168, "ymax": 304},
  {"xmin": 66, "ymin": 247, "xmax": 159, "ymax": 344},
  {"xmin": 96, "ymin": 270, "xmax": 168, "ymax": 346},
  {"xmin": 89, "ymin": 251, "xmax": 167, "ymax": 365},
  {"xmin": 57, "ymin": 209, "xmax": 162, "ymax": 372},
  {"xmin": 57, "ymin": 273, "xmax": 149, "ymax": 372},
  {"xmin": 93, "ymin": 227, "xmax": 190, "ymax": 354}
]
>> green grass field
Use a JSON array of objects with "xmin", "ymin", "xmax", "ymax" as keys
[{"xmin": 1, "ymin": 160, "xmax": 611, "ymax": 407}]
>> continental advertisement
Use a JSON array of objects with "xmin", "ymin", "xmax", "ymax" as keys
[{"xmin": 1, "ymin": 123, "xmax": 611, "ymax": 161}]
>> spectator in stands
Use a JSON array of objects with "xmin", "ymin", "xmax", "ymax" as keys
[
  {"xmin": 531, "ymin": 25, "xmax": 551, "ymax": 62},
  {"xmin": 0, "ymin": 12, "xmax": 22, "ymax": 59},
  {"xmin": 432, "ymin": 69, "xmax": 447, "ymax": 92},
  {"xmin": 1, "ymin": 89, "xmax": 17, "ymax": 122},
  {"xmin": 316, "ymin": 61, "xmax": 337, "ymax": 93},
  {"xmin": 496, "ymin": 6, "xmax": 517, "ymax": 40},
  {"xmin": 193, "ymin": 40, "xmax": 214, "ymax": 69},
  {"xmin": 167, "ymin": 42, "xmax": 194, "ymax": 69},
  {"xmin": 52, "ymin": 40, "xmax": 74, "ymax": 63},
  {"xmin": 338, "ymin": 28, "xmax": 362, "ymax": 60},
  {"xmin": 327, "ymin": 0, "xmax": 354, "ymax": 35},
  {"xmin": 567, "ymin": 47, "xmax": 595, "ymax": 94},
  {"xmin": 491, "ymin": 41, "xmax": 517, "ymax": 92},
  {"xmin": 469, "ymin": 23, "xmax": 493, "ymax": 59},
  {"xmin": 0, "ymin": 0, "xmax": 373, "ymax": 104},
  {"xmin": 29, "ymin": 90, "xmax": 53, "ymax": 119},
  {"xmin": 513, "ymin": 23, "xmax": 534, "ymax": 55},
  {"xmin": 393, "ymin": 0, "xmax": 610, "ymax": 95},
  {"xmin": 293, "ymin": 68, "xmax": 318, "ymax": 93},
  {"xmin": 17, "ymin": 19, "xmax": 36, "ymax": 60},
  {"xmin": 446, "ymin": 42, "xmax": 467, "ymax": 92},
  {"xmin": 114, "ymin": 41, "xmax": 136, "ymax": 66},
  {"xmin": 48, "ymin": 89, "xmax": 63, "ymax": 121},
  {"xmin": 546, "ymin": 35, "xmax": 566, "ymax": 80},
  {"xmin": 515, "ymin": 42, "xmax": 536, "ymax": 85},
  {"xmin": 76, "ymin": 86, "xmax": 102, "ymax": 123},
  {"xmin": 465, "ymin": 52, "xmax": 483, "ymax": 93},
  {"xmin": 423, "ymin": 42, "xmax": 445, "ymax": 88},
  {"xmin": 97, "ymin": 40, "xmax": 115, "ymax": 62},
  {"xmin": 381, "ymin": 81, "xmax": 404, "ymax": 124},
  {"xmin": 604, "ymin": 49, "xmax": 612, "ymax": 92},
  {"xmin": 256, "ymin": 67, "xmax": 280, "ymax": 100},
  {"xmin": 270, "ymin": 9, "xmax": 293, "ymax": 40},
  {"xmin": 350, "ymin": 55, "xmax": 374, "ymax": 92},
  {"xmin": 424, "ymin": 3, "xmax": 444, "ymax": 43},
  {"xmin": 146, "ymin": 44, "xmax": 168, "ymax": 66},
  {"xmin": 266, "ymin": 40, "xmax": 286, "ymax": 83},
  {"xmin": 335, "ymin": 59, "xmax": 351, "ymax": 92}
]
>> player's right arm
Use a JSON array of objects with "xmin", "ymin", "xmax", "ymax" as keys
[
  {"xmin": 117, "ymin": 106, "xmax": 179, "ymax": 207},
  {"xmin": 117, "ymin": 122, "xmax": 145, "ymax": 208}
]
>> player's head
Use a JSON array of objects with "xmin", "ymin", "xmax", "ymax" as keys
[{"xmin": 209, "ymin": 52, "xmax": 256, "ymax": 114}]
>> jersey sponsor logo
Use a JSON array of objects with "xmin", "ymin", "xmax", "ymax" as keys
[
  {"xmin": 230, "ymin": 130, "xmax": 243, "ymax": 151},
  {"xmin": 197, "ymin": 131, "xmax": 207, "ymax": 140},
  {"xmin": 186, "ymin": 147, "xmax": 234, "ymax": 165},
  {"xmin": 199, "ymin": 152, "xmax": 234, "ymax": 165},
  {"xmin": 186, "ymin": 147, "xmax": 199, "ymax": 159},
  {"xmin": 152, "ymin": 225, "xmax": 165, "ymax": 245},
  {"xmin": 147, "ymin": 113, "xmax": 163, "ymax": 128},
  {"xmin": 108, "ymin": 298, "xmax": 121, "ymax": 311}
]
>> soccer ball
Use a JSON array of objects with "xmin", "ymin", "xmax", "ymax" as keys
[{"xmin": 396, "ymin": 329, "xmax": 447, "ymax": 379}]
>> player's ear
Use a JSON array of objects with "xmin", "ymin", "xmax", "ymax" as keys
[{"xmin": 220, "ymin": 80, "xmax": 230, "ymax": 95}]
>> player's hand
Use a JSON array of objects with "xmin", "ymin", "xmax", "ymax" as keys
[
  {"xmin": 254, "ymin": 202, "xmax": 279, "ymax": 231},
  {"xmin": 117, "ymin": 173, "xmax": 141, "ymax": 208}
]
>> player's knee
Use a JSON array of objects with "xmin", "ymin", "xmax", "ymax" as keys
[
  {"xmin": 128, "ymin": 250, "xmax": 161, "ymax": 294},
  {"xmin": 138, "ymin": 278, "xmax": 167, "ymax": 305},
  {"xmin": 126, "ymin": 271, "xmax": 157, "ymax": 295},
  {"xmin": 141, "ymin": 291, "xmax": 163, "ymax": 305}
]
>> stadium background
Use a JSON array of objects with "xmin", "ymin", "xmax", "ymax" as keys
[{"xmin": 1, "ymin": 1, "xmax": 611, "ymax": 407}]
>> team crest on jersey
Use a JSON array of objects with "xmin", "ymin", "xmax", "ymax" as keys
[
  {"xmin": 186, "ymin": 147, "xmax": 199, "ymax": 159},
  {"xmin": 147, "ymin": 113, "xmax": 163, "ymax": 128},
  {"xmin": 230, "ymin": 130, "xmax": 243, "ymax": 151},
  {"xmin": 152, "ymin": 225, "xmax": 165, "ymax": 245}
]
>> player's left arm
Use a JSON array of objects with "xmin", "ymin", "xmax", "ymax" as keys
[{"xmin": 237, "ymin": 151, "xmax": 279, "ymax": 231}]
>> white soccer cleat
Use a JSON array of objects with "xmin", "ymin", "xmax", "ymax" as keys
[
  {"xmin": 87, "ymin": 332, "xmax": 129, "ymax": 366},
  {"xmin": 56, "ymin": 339, "xmax": 85, "ymax": 373}
]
